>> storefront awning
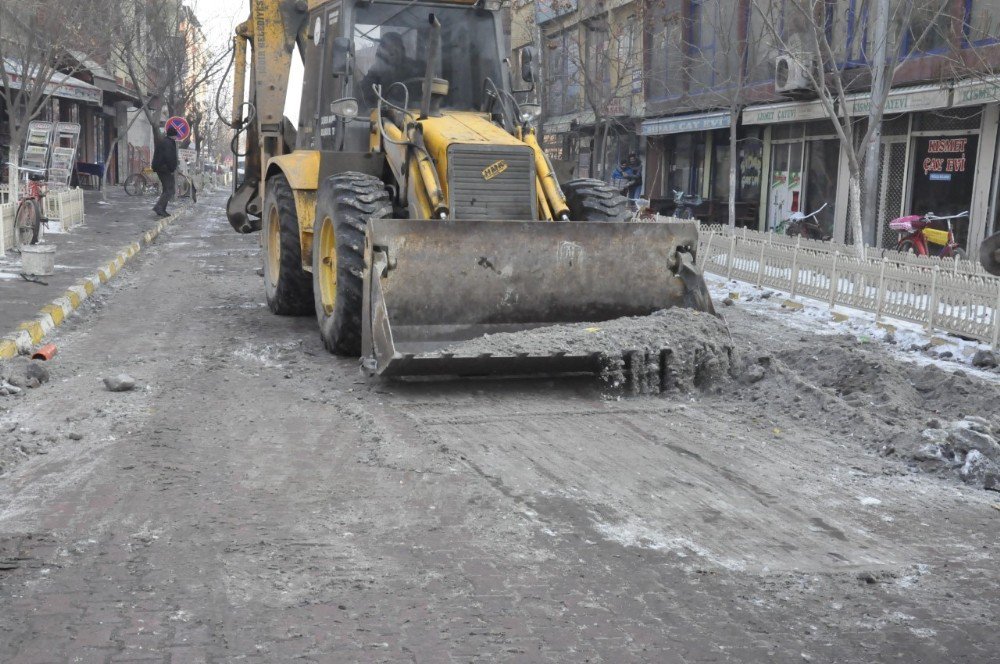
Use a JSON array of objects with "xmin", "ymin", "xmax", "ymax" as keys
[
  {"xmin": 844, "ymin": 84, "xmax": 949, "ymax": 117},
  {"xmin": 951, "ymin": 76, "xmax": 1000, "ymax": 108},
  {"xmin": 742, "ymin": 99, "xmax": 830, "ymax": 125},
  {"xmin": 640, "ymin": 111, "xmax": 730, "ymax": 136},
  {"xmin": 1, "ymin": 59, "xmax": 103, "ymax": 106}
]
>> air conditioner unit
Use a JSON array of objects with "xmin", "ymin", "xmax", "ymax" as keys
[{"xmin": 775, "ymin": 54, "xmax": 813, "ymax": 94}]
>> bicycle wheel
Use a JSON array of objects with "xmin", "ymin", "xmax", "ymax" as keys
[
  {"xmin": 951, "ymin": 248, "xmax": 967, "ymax": 260},
  {"xmin": 14, "ymin": 199, "xmax": 41, "ymax": 248},
  {"xmin": 124, "ymin": 174, "xmax": 145, "ymax": 196}
]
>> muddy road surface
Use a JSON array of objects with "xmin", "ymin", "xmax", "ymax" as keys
[{"xmin": 0, "ymin": 193, "xmax": 998, "ymax": 663}]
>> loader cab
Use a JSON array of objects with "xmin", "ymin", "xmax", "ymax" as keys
[{"xmin": 301, "ymin": 0, "xmax": 507, "ymax": 152}]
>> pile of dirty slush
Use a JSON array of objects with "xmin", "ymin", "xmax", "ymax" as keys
[{"xmin": 442, "ymin": 308, "xmax": 754, "ymax": 394}]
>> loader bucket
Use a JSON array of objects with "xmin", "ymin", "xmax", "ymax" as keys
[{"xmin": 361, "ymin": 218, "xmax": 716, "ymax": 377}]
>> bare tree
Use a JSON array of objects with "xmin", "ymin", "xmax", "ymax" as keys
[
  {"xmin": 751, "ymin": 0, "xmax": 952, "ymax": 258},
  {"xmin": 527, "ymin": 0, "xmax": 652, "ymax": 182},
  {"xmin": 97, "ymin": 0, "xmax": 227, "ymax": 194},
  {"xmin": 679, "ymin": 1, "xmax": 762, "ymax": 228},
  {"xmin": 0, "ymin": 0, "xmax": 111, "ymax": 199}
]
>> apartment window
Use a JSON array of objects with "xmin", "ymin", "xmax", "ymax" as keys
[
  {"xmin": 964, "ymin": 0, "xmax": 1000, "ymax": 45},
  {"xmin": 545, "ymin": 33, "xmax": 567, "ymax": 115},
  {"xmin": 688, "ymin": 0, "xmax": 742, "ymax": 88},
  {"xmin": 663, "ymin": 15, "xmax": 686, "ymax": 96},
  {"xmin": 901, "ymin": 0, "xmax": 952, "ymax": 55}
]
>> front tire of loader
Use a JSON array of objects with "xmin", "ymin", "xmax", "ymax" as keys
[
  {"xmin": 312, "ymin": 172, "xmax": 392, "ymax": 356},
  {"xmin": 562, "ymin": 178, "xmax": 628, "ymax": 222},
  {"xmin": 262, "ymin": 174, "xmax": 313, "ymax": 315}
]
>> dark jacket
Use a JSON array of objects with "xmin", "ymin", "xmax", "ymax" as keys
[{"xmin": 151, "ymin": 134, "xmax": 178, "ymax": 174}]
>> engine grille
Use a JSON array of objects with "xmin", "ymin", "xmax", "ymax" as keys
[{"xmin": 447, "ymin": 145, "xmax": 537, "ymax": 220}]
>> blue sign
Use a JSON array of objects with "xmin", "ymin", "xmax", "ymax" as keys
[{"xmin": 929, "ymin": 173, "xmax": 952, "ymax": 181}]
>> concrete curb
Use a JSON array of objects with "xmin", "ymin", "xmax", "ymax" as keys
[{"xmin": 0, "ymin": 208, "xmax": 188, "ymax": 360}]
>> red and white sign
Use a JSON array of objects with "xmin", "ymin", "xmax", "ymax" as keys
[{"xmin": 165, "ymin": 116, "xmax": 190, "ymax": 141}]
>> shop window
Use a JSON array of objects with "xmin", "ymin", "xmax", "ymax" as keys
[
  {"xmin": 964, "ymin": 0, "xmax": 1000, "ymax": 45},
  {"xmin": 881, "ymin": 114, "xmax": 910, "ymax": 136},
  {"xmin": 805, "ymin": 119, "xmax": 838, "ymax": 138},
  {"xmin": 767, "ymin": 140, "xmax": 804, "ymax": 228},
  {"xmin": 669, "ymin": 134, "xmax": 694, "ymax": 194},
  {"xmin": 909, "ymin": 135, "xmax": 977, "ymax": 248},
  {"xmin": 772, "ymin": 123, "xmax": 805, "ymax": 142},
  {"xmin": 738, "ymin": 136, "xmax": 763, "ymax": 205},
  {"xmin": 713, "ymin": 138, "xmax": 730, "ymax": 201},
  {"xmin": 804, "ymin": 139, "xmax": 839, "ymax": 236},
  {"xmin": 912, "ymin": 108, "xmax": 982, "ymax": 132}
]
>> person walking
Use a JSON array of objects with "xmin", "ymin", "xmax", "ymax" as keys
[{"xmin": 151, "ymin": 125, "xmax": 179, "ymax": 218}]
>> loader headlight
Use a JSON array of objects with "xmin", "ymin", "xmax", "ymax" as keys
[
  {"xmin": 330, "ymin": 97, "xmax": 359, "ymax": 119},
  {"xmin": 519, "ymin": 103, "xmax": 541, "ymax": 123}
]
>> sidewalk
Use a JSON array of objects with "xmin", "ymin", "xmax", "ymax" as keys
[{"xmin": 0, "ymin": 188, "xmax": 192, "ymax": 334}]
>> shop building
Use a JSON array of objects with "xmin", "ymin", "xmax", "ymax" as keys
[{"xmin": 740, "ymin": 82, "xmax": 1000, "ymax": 253}]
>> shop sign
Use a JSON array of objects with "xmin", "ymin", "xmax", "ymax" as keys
[
  {"xmin": 639, "ymin": 111, "xmax": 730, "ymax": 136},
  {"xmin": 919, "ymin": 137, "xmax": 970, "ymax": 182},
  {"xmin": 846, "ymin": 85, "xmax": 949, "ymax": 116},
  {"xmin": 607, "ymin": 97, "xmax": 631, "ymax": 116},
  {"xmin": 951, "ymin": 77, "xmax": 1000, "ymax": 108},
  {"xmin": 742, "ymin": 100, "xmax": 828, "ymax": 125}
]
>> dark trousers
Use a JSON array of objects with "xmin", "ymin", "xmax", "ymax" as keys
[{"xmin": 155, "ymin": 171, "xmax": 175, "ymax": 212}]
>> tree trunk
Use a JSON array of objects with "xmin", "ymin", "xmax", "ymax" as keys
[
  {"xmin": 861, "ymin": 0, "xmax": 890, "ymax": 248},
  {"xmin": 848, "ymin": 172, "xmax": 865, "ymax": 260},
  {"xmin": 728, "ymin": 108, "xmax": 738, "ymax": 229},
  {"xmin": 7, "ymin": 146, "xmax": 20, "ymax": 206},
  {"xmin": 593, "ymin": 117, "xmax": 609, "ymax": 181},
  {"xmin": 861, "ymin": 131, "xmax": 882, "ymax": 247}
]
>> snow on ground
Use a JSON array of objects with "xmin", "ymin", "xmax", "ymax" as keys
[{"xmin": 707, "ymin": 273, "xmax": 1000, "ymax": 382}]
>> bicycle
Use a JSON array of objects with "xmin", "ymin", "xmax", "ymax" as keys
[
  {"xmin": 125, "ymin": 169, "xmax": 193, "ymax": 200},
  {"xmin": 630, "ymin": 198, "xmax": 660, "ymax": 223},
  {"xmin": 124, "ymin": 169, "xmax": 161, "ymax": 197},
  {"xmin": 889, "ymin": 210, "xmax": 969, "ymax": 259},
  {"xmin": 778, "ymin": 204, "xmax": 830, "ymax": 241},
  {"xmin": 672, "ymin": 189, "xmax": 703, "ymax": 220},
  {"xmin": 4, "ymin": 162, "xmax": 48, "ymax": 249}
]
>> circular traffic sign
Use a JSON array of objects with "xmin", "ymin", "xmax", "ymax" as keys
[{"xmin": 165, "ymin": 116, "xmax": 190, "ymax": 141}]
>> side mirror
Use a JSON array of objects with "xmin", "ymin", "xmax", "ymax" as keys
[
  {"xmin": 331, "ymin": 37, "xmax": 351, "ymax": 77},
  {"xmin": 520, "ymin": 46, "xmax": 536, "ymax": 83}
]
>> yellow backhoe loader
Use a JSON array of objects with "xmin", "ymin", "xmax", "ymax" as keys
[{"xmin": 226, "ymin": 0, "xmax": 715, "ymax": 377}]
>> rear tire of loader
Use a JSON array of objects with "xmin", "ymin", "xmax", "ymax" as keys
[
  {"xmin": 562, "ymin": 178, "xmax": 628, "ymax": 222},
  {"xmin": 262, "ymin": 174, "xmax": 313, "ymax": 315},
  {"xmin": 312, "ymin": 172, "xmax": 392, "ymax": 356}
]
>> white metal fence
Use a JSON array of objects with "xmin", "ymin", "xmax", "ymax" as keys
[
  {"xmin": 0, "ymin": 202, "xmax": 14, "ymax": 254},
  {"xmin": 698, "ymin": 225, "xmax": 1000, "ymax": 349},
  {"xmin": 0, "ymin": 188, "xmax": 85, "ymax": 255},
  {"xmin": 700, "ymin": 224, "xmax": 989, "ymax": 276},
  {"xmin": 44, "ymin": 188, "xmax": 86, "ymax": 230}
]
